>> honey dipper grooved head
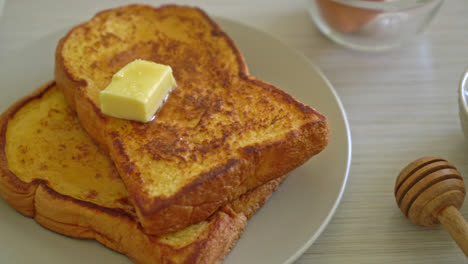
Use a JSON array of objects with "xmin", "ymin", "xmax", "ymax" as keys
[{"xmin": 395, "ymin": 157, "xmax": 466, "ymax": 226}]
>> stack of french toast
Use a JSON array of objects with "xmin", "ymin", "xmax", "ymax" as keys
[{"xmin": 0, "ymin": 4, "xmax": 329, "ymax": 264}]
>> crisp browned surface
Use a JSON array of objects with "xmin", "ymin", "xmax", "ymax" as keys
[
  {"xmin": 55, "ymin": 4, "xmax": 329, "ymax": 234},
  {"xmin": 0, "ymin": 82, "xmax": 285, "ymax": 264}
]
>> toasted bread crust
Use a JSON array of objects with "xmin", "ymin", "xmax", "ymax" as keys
[
  {"xmin": 0, "ymin": 82, "xmax": 285, "ymax": 264},
  {"xmin": 55, "ymin": 4, "xmax": 329, "ymax": 234},
  {"xmin": 0, "ymin": 82, "xmax": 53, "ymax": 216}
]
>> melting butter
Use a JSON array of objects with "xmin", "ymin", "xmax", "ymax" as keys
[{"xmin": 100, "ymin": 59, "xmax": 176, "ymax": 122}]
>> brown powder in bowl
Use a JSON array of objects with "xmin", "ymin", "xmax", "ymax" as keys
[{"xmin": 316, "ymin": 0, "xmax": 384, "ymax": 33}]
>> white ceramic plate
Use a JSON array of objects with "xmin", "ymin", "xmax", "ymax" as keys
[{"xmin": 0, "ymin": 18, "xmax": 351, "ymax": 264}]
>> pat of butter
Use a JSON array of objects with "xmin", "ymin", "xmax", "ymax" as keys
[{"xmin": 100, "ymin": 59, "xmax": 176, "ymax": 122}]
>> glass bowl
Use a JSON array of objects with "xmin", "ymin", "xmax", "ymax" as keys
[
  {"xmin": 458, "ymin": 69, "xmax": 468, "ymax": 141},
  {"xmin": 307, "ymin": 0, "xmax": 444, "ymax": 51}
]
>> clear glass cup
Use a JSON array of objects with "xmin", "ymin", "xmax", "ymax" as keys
[{"xmin": 307, "ymin": 0, "xmax": 444, "ymax": 51}]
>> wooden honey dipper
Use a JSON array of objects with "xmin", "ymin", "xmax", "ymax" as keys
[{"xmin": 395, "ymin": 157, "xmax": 468, "ymax": 257}]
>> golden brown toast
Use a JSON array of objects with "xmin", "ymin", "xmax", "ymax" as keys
[
  {"xmin": 56, "ymin": 4, "xmax": 329, "ymax": 235},
  {"xmin": 0, "ymin": 82, "xmax": 285, "ymax": 264}
]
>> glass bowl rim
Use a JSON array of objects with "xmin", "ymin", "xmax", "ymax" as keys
[{"xmin": 323, "ymin": 0, "xmax": 444, "ymax": 11}]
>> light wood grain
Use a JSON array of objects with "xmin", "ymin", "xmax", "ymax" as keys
[{"xmin": 1, "ymin": 0, "xmax": 468, "ymax": 263}]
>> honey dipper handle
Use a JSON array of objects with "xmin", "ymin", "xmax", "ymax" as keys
[{"xmin": 437, "ymin": 206, "xmax": 468, "ymax": 257}]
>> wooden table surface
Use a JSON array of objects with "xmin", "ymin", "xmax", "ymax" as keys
[{"xmin": 1, "ymin": 0, "xmax": 468, "ymax": 263}]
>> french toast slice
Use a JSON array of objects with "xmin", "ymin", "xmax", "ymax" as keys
[
  {"xmin": 0, "ymin": 82, "xmax": 285, "ymax": 264},
  {"xmin": 55, "ymin": 4, "xmax": 330, "ymax": 235}
]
